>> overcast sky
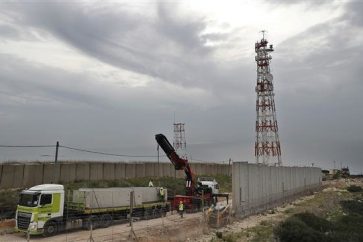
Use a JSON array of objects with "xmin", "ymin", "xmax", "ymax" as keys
[{"xmin": 0, "ymin": 0, "xmax": 362, "ymax": 173}]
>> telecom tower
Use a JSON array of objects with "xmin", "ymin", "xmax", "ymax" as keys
[
  {"xmin": 254, "ymin": 31, "xmax": 282, "ymax": 165},
  {"xmin": 173, "ymin": 122, "xmax": 187, "ymax": 159}
]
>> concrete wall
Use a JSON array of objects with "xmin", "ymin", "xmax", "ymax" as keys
[
  {"xmin": 232, "ymin": 162, "xmax": 322, "ymax": 218},
  {"xmin": 0, "ymin": 161, "xmax": 231, "ymax": 189}
]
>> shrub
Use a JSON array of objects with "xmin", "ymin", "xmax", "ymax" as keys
[
  {"xmin": 347, "ymin": 185, "xmax": 363, "ymax": 193},
  {"xmin": 293, "ymin": 212, "xmax": 332, "ymax": 232},
  {"xmin": 275, "ymin": 216, "xmax": 329, "ymax": 242}
]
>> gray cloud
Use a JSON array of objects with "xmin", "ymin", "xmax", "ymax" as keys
[
  {"xmin": 344, "ymin": 1, "xmax": 363, "ymax": 26},
  {"xmin": 0, "ymin": 1, "xmax": 362, "ymax": 174}
]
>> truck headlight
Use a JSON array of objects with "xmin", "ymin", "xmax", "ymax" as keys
[{"xmin": 29, "ymin": 223, "xmax": 37, "ymax": 230}]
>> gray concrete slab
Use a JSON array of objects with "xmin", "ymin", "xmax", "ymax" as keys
[
  {"xmin": 0, "ymin": 163, "xmax": 24, "ymax": 189},
  {"xmin": 89, "ymin": 163, "xmax": 103, "ymax": 181},
  {"xmin": 43, "ymin": 163, "xmax": 60, "ymax": 184},
  {"xmin": 60, "ymin": 163, "xmax": 77, "ymax": 183},
  {"xmin": 23, "ymin": 163, "xmax": 44, "ymax": 187},
  {"xmin": 103, "ymin": 163, "xmax": 115, "ymax": 180}
]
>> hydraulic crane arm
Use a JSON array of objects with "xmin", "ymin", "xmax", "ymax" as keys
[{"xmin": 155, "ymin": 134, "xmax": 194, "ymax": 194}]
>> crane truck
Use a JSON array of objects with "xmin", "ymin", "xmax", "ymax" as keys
[
  {"xmin": 155, "ymin": 134, "xmax": 223, "ymax": 211},
  {"xmin": 15, "ymin": 184, "xmax": 168, "ymax": 236}
]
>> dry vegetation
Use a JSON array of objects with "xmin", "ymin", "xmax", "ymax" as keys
[{"xmin": 208, "ymin": 178, "xmax": 363, "ymax": 242}]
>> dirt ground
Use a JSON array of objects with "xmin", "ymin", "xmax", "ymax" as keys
[{"xmin": 1, "ymin": 178, "xmax": 362, "ymax": 242}]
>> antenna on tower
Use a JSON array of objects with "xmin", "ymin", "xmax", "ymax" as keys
[
  {"xmin": 173, "ymin": 122, "xmax": 187, "ymax": 160},
  {"xmin": 260, "ymin": 30, "xmax": 267, "ymax": 40},
  {"xmin": 254, "ymin": 32, "xmax": 282, "ymax": 166}
]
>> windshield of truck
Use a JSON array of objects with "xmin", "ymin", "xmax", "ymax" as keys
[{"xmin": 19, "ymin": 193, "xmax": 39, "ymax": 207}]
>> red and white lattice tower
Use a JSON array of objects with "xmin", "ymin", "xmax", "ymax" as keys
[
  {"xmin": 173, "ymin": 122, "xmax": 187, "ymax": 159},
  {"xmin": 254, "ymin": 31, "xmax": 282, "ymax": 165}
]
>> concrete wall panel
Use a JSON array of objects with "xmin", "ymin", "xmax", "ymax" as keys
[
  {"xmin": 0, "ymin": 161, "xmax": 231, "ymax": 188},
  {"xmin": 233, "ymin": 162, "xmax": 322, "ymax": 218},
  {"xmin": 43, "ymin": 163, "xmax": 60, "ymax": 184},
  {"xmin": 90, "ymin": 163, "xmax": 103, "ymax": 181},
  {"xmin": 60, "ymin": 163, "xmax": 77, "ymax": 183},
  {"xmin": 144, "ymin": 163, "xmax": 154, "ymax": 177},
  {"xmin": 115, "ymin": 163, "xmax": 126, "ymax": 179},
  {"xmin": 75, "ymin": 163, "xmax": 90, "ymax": 181},
  {"xmin": 135, "ymin": 163, "xmax": 145, "ymax": 178},
  {"xmin": 103, "ymin": 163, "xmax": 115, "ymax": 180},
  {"xmin": 0, "ymin": 164, "xmax": 24, "ymax": 189},
  {"xmin": 23, "ymin": 163, "xmax": 44, "ymax": 187},
  {"xmin": 125, "ymin": 163, "xmax": 136, "ymax": 179}
]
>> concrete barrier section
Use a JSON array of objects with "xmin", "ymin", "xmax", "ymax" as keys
[
  {"xmin": 103, "ymin": 163, "xmax": 115, "ymax": 180},
  {"xmin": 0, "ymin": 164, "xmax": 24, "ymax": 189},
  {"xmin": 135, "ymin": 163, "xmax": 145, "ymax": 178},
  {"xmin": 43, "ymin": 163, "xmax": 60, "ymax": 184},
  {"xmin": 232, "ymin": 162, "xmax": 322, "ymax": 218},
  {"xmin": 114, "ymin": 163, "xmax": 126, "ymax": 179},
  {"xmin": 75, "ymin": 163, "xmax": 90, "ymax": 181},
  {"xmin": 0, "ymin": 161, "xmax": 232, "ymax": 188},
  {"xmin": 23, "ymin": 163, "xmax": 44, "ymax": 187},
  {"xmin": 60, "ymin": 163, "xmax": 77, "ymax": 183},
  {"xmin": 89, "ymin": 163, "xmax": 103, "ymax": 181},
  {"xmin": 125, "ymin": 163, "xmax": 136, "ymax": 179}
]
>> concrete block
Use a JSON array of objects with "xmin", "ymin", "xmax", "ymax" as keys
[
  {"xmin": 43, "ymin": 163, "xmax": 60, "ymax": 184},
  {"xmin": 75, "ymin": 163, "xmax": 90, "ymax": 181},
  {"xmin": 144, "ymin": 163, "xmax": 154, "ymax": 177},
  {"xmin": 90, "ymin": 163, "xmax": 104, "ymax": 181},
  {"xmin": 125, "ymin": 163, "xmax": 136, "ymax": 179},
  {"xmin": 135, "ymin": 163, "xmax": 145, "ymax": 178},
  {"xmin": 23, "ymin": 163, "xmax": 44, "ymax": 187},
  {"xmin": 115, "ymin": 163, "xmax": 126, "ymax": 179},
  {"xmin": 0, "ymin": 164, "xmax": 24, "ymax": 189},
  {"xmin": 103, "ymin": 163, "xmax": 115, "ymax": 180},
  {"xmin": 60, "ymin": 163, "xmax": 77, "ymax": 183}
]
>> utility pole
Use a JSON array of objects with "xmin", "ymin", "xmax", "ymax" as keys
[{"xmin": 54, "ymin": 141, "xmax": 59, "ymax": 163}]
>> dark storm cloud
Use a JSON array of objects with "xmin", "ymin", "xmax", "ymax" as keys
[{"xmin": 1, "ymin": 1, "xmax": 238, "ymax": 94}]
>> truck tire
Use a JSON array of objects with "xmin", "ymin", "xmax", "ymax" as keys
[
  {"xmin": 99, "ymin": 214, "xmax": 112, "ymax": 228},
  {"xmin": 43, "ymin": 221, "xmax": 58, "ymax": 237}
]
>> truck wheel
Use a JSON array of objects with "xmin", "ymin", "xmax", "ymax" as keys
[
  {"xmin": 99, "ymin": 214, "xmax": 112, "ymax": 228},
  {"xmin": 43, "ymin": 221, "xmax": 58, "ymax": 237}
]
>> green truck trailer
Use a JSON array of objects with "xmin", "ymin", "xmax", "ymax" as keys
[{"xmin": 16, "ymin": 184, "xmax": 169, "ymax": 236}]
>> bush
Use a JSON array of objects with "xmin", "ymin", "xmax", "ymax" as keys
[
  {"xmin": 293, "ymin": 212, "xmax": 332, "ymax": 232},
  {"xmin": 347, "ymin": 185, "xmax": 363, "ymax": 193},
  {"xmin": 275, "ymin": 216, "xmax": 330, "ymax": 242}
]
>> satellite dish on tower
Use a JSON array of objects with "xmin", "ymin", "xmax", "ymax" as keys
[{"xmin": 266, "ymin": 73, "xmax": 273, "ymax": 82}]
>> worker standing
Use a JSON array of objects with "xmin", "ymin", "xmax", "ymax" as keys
[
  {"xmin": 148, "ymin": 179, "xmax": 154, "ymax": 187},
  {"xmin": 178, "ymin": 200, "xmax": 184, "ymax": 218}
]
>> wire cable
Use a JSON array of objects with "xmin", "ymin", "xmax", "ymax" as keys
[
  {"xmin": 0, "ymin": 145, "xmax": 55, "ymax": 148},
  {"xmin": 59, "ymin": 145, "xmax": 166, "ymax": 158}
]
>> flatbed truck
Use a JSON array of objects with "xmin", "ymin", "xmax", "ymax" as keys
[{"xmin": 16, "ymin": 184, "xmax": 169, "ymax": 236}]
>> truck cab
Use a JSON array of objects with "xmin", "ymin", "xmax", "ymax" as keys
[
  {"xmin": 16, "ymin": 184, "xmax": 64, "ymax": 235},
  {"xmin": 197, "ymin": 177, "xmax": 220, "ymax": 195}
]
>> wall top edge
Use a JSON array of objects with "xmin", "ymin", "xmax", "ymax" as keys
[{"xmin": 232, "ymin": 162, "xmax": 322, "ymax": 169}]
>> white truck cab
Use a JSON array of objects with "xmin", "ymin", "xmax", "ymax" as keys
[
  {"xmin": 197, "ymin": 177, "xmax": 220, "ymax": 194},
  {"xmin": 16, "ymin": 184, "xmax": 65, "ymax": 235}
]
